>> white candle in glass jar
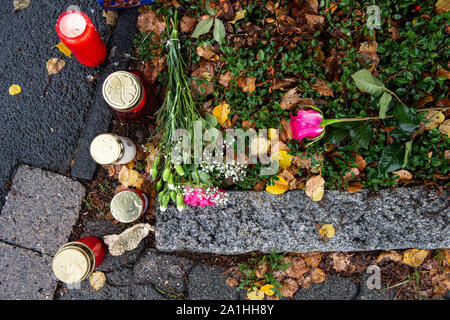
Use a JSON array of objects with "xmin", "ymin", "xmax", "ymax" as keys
[{"xmin": 90, "ymin": 133, "xmax": 136, "ymax": 165}]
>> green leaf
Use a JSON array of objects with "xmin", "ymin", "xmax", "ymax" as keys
[
  {"xmin": 205, "ymin": 0, "xmax": 216, "ymax": 15},
  {"xmin": 213, "ymin": 18, "xmax": 226, "ymax": 44},
  {"xmin": 402, "ymin": 140, "xmax": 413, "ymax": 168},
  {"xmin": 204, "ymin": 112, "xmax": 218, "ymax": 127},
  {"xmin": 191, "ymin": 17, "xmax": 214, "ymax": 38},
  {"xmin": 351, "ymin": 69, "xmax": 386, "ymax": 96},
  {"xmin": 379, "ymin": 92, "xmax": 392, "ymax": 119},
  {"xmin": 378, "ymin": 144, "xmax": 406, "ymax": 174},
  {"xmin": 192, "ymin": 170, "xmax": 213, "ymax": 187},
  {"xmin": 393, "ymin": 105, "xmax": 419, "ymax": 133},
  {"xmin": 323, "ymin": 128, "xmax": 348, "ymax": 145},
  {"xmin": 349, "ymin": 124, "xmax": 374, "ymax": 149}
]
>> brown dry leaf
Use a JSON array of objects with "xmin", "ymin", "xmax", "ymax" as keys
[
  {"xmin": 359, "ymin": 41, "xmax": 378, "ymax": 54},
  {"xmin": 280, "ymin": 278, "xmax": 299, "ymax": 298},
  {"xmin": 196, "ymin": 45, "xmax": 216, "ymax": 61},
  {"xmin": 140, "ymin": 56, "xmax": 166, "ymax": 84},
  {"xmin": 402, "ymin": 249, "xmax": 430, "ymax": 267},
  {"xmin": 343, "ymin": 167, "xmax": 360, "ymax": 182},
  {"xmin": 439, "ymin": 119, "xmax": 450, "ymax": 137},
  {"xmin": 292, "ymin": 153, "xmax": 323, "ymax": 172},
  {"xmin": 280, "ymin": 88, "xmax": 302, "ymax": 110},
  {"xmin": 102, "ymin": 10, "xmax": 119, "ymax": 26},
  {"xmin": 303, "ymin": 252, "xmax": 322, "ymax": 268},
  {"xmin": 118, "ymin": 166, "xmax": 144, "ymax": 189},
  {"xmin": 377, "ymin": 250, "xmax": 402, "ymax": 263},
  {"xmin": 306, "ymin": 0, "xmax": 319, "ymax": 13},
  {"xmin": 354, "ymin": 154, "xmax": 367, "ymax": 171},
  {"xmin": 89, "ymin": 271, "xmax": 106, "ymax": 291},
  {"xmin": 347, "ymin": 181, "xmax": 363, "ymax": 193},
  {"xmin": 436, "ymin": 68, "xmax": 450, "ymax": 80},
  {"xmin": 392, "ymin": 169, "xmax": 413, "ymax": 181},
  {"xmin": 191, "ymin": 62, "xmax": 215, "ymax": 96},
  {"xmin": 218, "ymin": 71, "xmax": 233, "ymax": 87},
  {"xmin": 252, "ymin": 181, "xmax": 266, "ymax": 191},
  {"xmin": 284, "ymin": 257, "xmax": 311, "ymax": 278},
  {"xmin": 445, "ymin": 150, "xmax": 450, "ymax": 160},
  {"xmin": 305, "ymin": 175, "xmax": 325, "ymax": 201},
  {"xmin": 304, "ymin": 14, "xmax": 325, "ymax": 27},
  {"xmin": 432, "ymin": 273, "xmax": 450, "ymax": 298},
  {"xmin": 46, "ymin": 58, "xmax": 65, "ymax": 75},
  {"xmin": 311, "ymin": 78, "xmax": 334, "ymax": 97},
  {"xmin": 330, "ymin": 252, "xmax": 354, "ymax": 273},
  {"xmin": 280, "ymin": 118, "xmax": 293, "ymax": 140},
  {"xmin": 311, "ymin": 268, "xmax": 326, "ymax": 284},
  {"xmin": 14, "ymin": 0, "xmax": 31, "ymax": 10},
  {"xmin": 435, "ymin": 0, "xmax": 450, "ymax": 13},
  {"xmin": 225, "ymin": 277, "xmax": 238, "ymax": 287},
  {"xmin": 271, "ymin": 78, "xmax": 298, "ymax": 90},
  {"xmin": 137, "ymin": 10, "xmax": 166, "ymax": 35},
  {"xmin": 236, "ymin": 76, "xmax": 256, "ymax": 93},
  {"xmin": 180, "ymin": 15, "xmax": 197, "ymax": 33},
  {"xmin": 255, "ymin": 262, "xmax": 269, "ymax": 278}
]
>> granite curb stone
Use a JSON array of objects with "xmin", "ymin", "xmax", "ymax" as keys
[
  {"xmin": 0, "ymin": 242, "xmax": 57, "ymax": 300},
  {"xmin": 0, "ymin": 165, "xmax": 85, "ymax": 255},
  {"xmin": 156, "ymin": 187, "xmax": 449, "ymax": 254}
]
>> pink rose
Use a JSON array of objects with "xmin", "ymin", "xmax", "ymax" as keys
[{"xmin": 290, "ymin": 110, "xmax": 324, "ymax": 143}]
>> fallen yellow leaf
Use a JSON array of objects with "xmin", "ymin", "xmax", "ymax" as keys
[
  {"xmin": 266, "ymin": 175, "xmax": 289, "ymax": 195},
  {"xmin": 247, "ymin": 288, "xmax": 265, "ymax": 300},
  {"xmin": 89, "ymin": 271, "xmax": 106, "ymax": 291},
  {"xmin": 305, "ymin": 175, "xmax": 325, "ymax": 201},
  {"xmin": 118, "ymin": 166, "xmax": 144, "ymax": 189},
  {"xmin": 56, "ymin": 42, "xmax": 72, "ymax": 58},
  {"xmin": 260, "ymin": 284, "xmax": 275, "ymax": 296},
  {"xmin": 14, "ymin": 0, "xmax": 31, "ymax": 11},
  {"xmin": 229, "ymin": 9, "xmax": 246, "ymax": 24},
  {"xmin": 439, "ymin": 119, "xmax": 450, "ymax": 137},
  {"xmin": 424, "ymin": 111, "xmax": 445, "ymax": 130},
  {"xmin": 319, "ymin": 224, "xmax": 335, "ymax": 239},
  {"xmin": 268, "ymin": 128, "xmax": 278, "ymax": 140},
  {"xmin": 270, "ymin": 150, "xmax": 293, "ymax": 169},
  {"xmin": 402, "ymin": 249, "xmax": 430, "ymax": 267},
  {"xmin": 213, "ymin": 102, "xmax": 231, "ymax": 128},
  {"xmin": 9, "ymin": 84, "xmax": 21, "ymax": 95},
  {"xmin": 46, "ymin": 58, "xmax": 66, "ymax": 75}
]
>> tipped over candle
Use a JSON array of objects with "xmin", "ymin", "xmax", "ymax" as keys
[{"xmin": 56, "ymin": 11, "xmax": 107, "ymax": 67}]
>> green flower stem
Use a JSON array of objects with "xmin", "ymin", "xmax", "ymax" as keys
[{"xmin": 320, "ymin": 116, "xmax": 393, "ymax": 127}]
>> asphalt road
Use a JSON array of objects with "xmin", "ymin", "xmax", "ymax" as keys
[{"xmin": 0, "ymin": 0, "xmax": 113, "ymax": 209}]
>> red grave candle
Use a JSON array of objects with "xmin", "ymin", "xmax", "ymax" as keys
[
  {"xmin": 56, "ymin": 11, "xmax": 107, "ymax": 67},
  {"xmin": 76, "ymin": 236, "xmax": 106, "ymax": 268}
]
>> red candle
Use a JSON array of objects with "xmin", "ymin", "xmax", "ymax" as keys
[
  {"xmin": 76, "ymin": 236, "xmax": 106, "ymax": 268},
  {"xmin": 56, "ymin": 11, "xmax": 107, "ymax": 67}
]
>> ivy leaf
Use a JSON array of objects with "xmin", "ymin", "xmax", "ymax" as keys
[
  {"xmin": 351, "ymin": 69, "xmax": 386, "ymax": 96},
  {"xmin": 191, "ymin": 17, "xmax": 214, "ymax": 38},
  {"xmin": 379, "ymin": 92, "xmax": 392, "ymax": 119},
  {"xmin": 402, "ymin": 140, "xmax": 413, "ymax": 168},
  {"xmin": 349, "ymin": 124, "xmax": 373, "ymax": 149},
  {"xmin": 378, "ymin": 144, "xmax": 406, "ymax": 174},
  {"xmin": 213, "ymin": 18, "xmax": 226, "ymax": 44},
  {"xmin": 323, "ymin": 128, "xmax": 348, "ymax": 145},
  {"xmin": 393, "ymin": 105, "xmax": 419, "ymax": 133}
]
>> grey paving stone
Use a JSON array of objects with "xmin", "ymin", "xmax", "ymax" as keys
[
  {"xmin": 188, "ymin": 265, "xmax": 239, "ymax": 300},
  {"xmin": 293, "ymin": 276, "xmax": 358, "ymax": 300},
  {"xmin": 0, "ymin": 242, "xmax": 57, "ymax": 300},
  {"xmin": 156, "ymin": 187, "xmax": 449, "ymax": 254},
  {"xmin": 133, "ymin": 248, "xmax": 194, "ymax": 293},
  {"xmin": 56, "ymin": 280, "xmax": 129, "ymax": 300},
  {"xmin": 0, "ymin": 165, "xmax": 85, "ymax": 255}
]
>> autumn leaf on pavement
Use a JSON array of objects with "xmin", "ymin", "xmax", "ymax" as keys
[
  {"xmin": 311, "ymin": 268, "xmax": 326, "ymax": 283},
  {"xmin": 402, "ymin": 249, "xmax": 430, "ymax": 267},
  {"xmin": 180, "ymin": 15, "xmax": 197, "ymax": 33},
  {"xmin": 247, "ymin": 288, "xmax": 265, "ymax": 300},
  {"xmin": 218, "ymin": 70, "xmax": 233, "ymax": 87},
  {"xmin": 266, "ymin": 175, "xmax": 289, "ymax": 195},
  {"xmin": 260, "ymin": 284, "xmax": 275, "ymax": 296},
  {"xmin": 347, "ymin": 181, "xmax": 363, "ymax": 193},
  {"xmin": 319, "ymin": 224, "xmax": 335, "ymax": 239},
  {"xmin": 118, "ymin": 166, "xmax": 144, "ymax": 189},
  {"xmin": 330, "ymin": 252, "xmax": 355, "ymax": 273},
  {"xmin": 137, "ymin": 10, "xmax": 166, "ymax": 35},
  {"xmin": 9, "ymin": 84, "xmax": 21, "ymax": 96},
  {"xmin": 392, "ymin": 169, "xmax": 413, "ymax": 181},
  {"xmin": 280, "ymin": 87, "xmax": 302, "ymax": 110},
  {"xmin": 304, "ymin": 14, "xmax": 325, "ymax": 27},
  {"xmin": 102, "ymin": 10, "xmax": 119, "ymax": 27},
  {"xmin": 55, "ymin": 42, "xmax": 72, "ymax": 58},
  {"xmin": 284, "ymin": 256, "xmax": 310, "ymax": 278},
  {"xmin": 89, "ymin": 271, "xmax": 106, "ymax": 291},
  {"xmin": 280, "ymin": 278, "xmax": 299, "ymax": 298},
  {"xmin": 305, "ymin": 175, "xmax": 325, "ymax": 201},
  {"xmin": 14, "ymin": 0, "xmax": 31, "ymax": 11},
  {"xmin": 303, "ymin": 252, "xmax": 322, "ymax": 268},
  {"xmin": 196, "ymin": 45, "xmax": 217, "ymax": 61},
  {"xmin": 311, "ymin": 78, "xmax": 334, "ymax": 97},
  {"xmin": 46, "ymin": 58, "xmax": 65, "ymax": 75}
]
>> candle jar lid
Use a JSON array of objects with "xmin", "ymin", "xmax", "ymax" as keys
[
  {"xmin": 110, "ymin": 190, "xmax": 145, "ymax": 223},
  {"xmin": 52, "ymin": 247, "xmax": 91, "ymax": 284},
  {"xmin": 103, "ymin": 71, "xmax": 142, "ymax": 111},
  {"xmin": 90, "ymin": 134, "xmax": 124, "ymax": 165}
]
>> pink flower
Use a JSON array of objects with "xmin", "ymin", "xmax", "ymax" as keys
[
  {"xmin": 290, "ymin": 110, "xmax": 324, "ymax": 143},
  {"xmin": 184, "ymin": 187, "xmax": 227, "ymax": 207}
]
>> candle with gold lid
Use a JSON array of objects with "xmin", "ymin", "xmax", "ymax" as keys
[
  {"xmin": 110, "ymin": 189, "xmax": 148, "ymax": 223},
  {"xmin": 102, "ymin": 71, "xmax": 148, "ymax": 121},
  {"xmin": 90, "ymin": 133, "xmax": 136, "ymax": 165}
]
